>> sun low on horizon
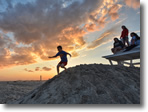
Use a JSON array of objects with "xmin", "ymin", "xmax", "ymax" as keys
[{"xmin": 0, "ymin": 0, "xmax": 140, "ymax": 81}]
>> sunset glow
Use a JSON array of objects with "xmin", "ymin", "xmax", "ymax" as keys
[{"xmin": 0, "ymin": 0, "xmax": 140, "ymax": 81}]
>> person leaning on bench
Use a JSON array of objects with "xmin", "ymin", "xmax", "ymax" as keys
[{"xmin": 111, "ymin": 38, "xmax": 124, "ymax": 54}]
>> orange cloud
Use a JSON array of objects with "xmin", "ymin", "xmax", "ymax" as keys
[
  {"xmin": 101, "ymin": 8, "xmax": 108, "ymax": 16},
  {"xmin": 0, "ymin": 34, "xmax": 37, "ymax": 69},
  {"xmin": 124, "ymin": 0, "xmax": 140, "ymax": 9},
  {"xmin": 98, "ymin": 16, "xmax": 107, "ymax": 28},
  {"xmin": 85, "ymin": 23, "xmax": 96, "ymax": 32},
  {"xmin": 60, "ymin": 27, "xmax": 86, "ymax": 47},
  {"xmin": 71, "ymin": 51, "xmax": 79, "ymax": 57},
  {"xmin": 0, "ymin": 0, "xmax": 140, "ymax": 70},
  {"xmin": 108, "ymin": 4, "xmax": 122, "ymax": 21}
]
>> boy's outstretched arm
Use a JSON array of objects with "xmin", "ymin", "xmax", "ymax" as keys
[
  {"xmin": 67, "ymin": 53, "xmax": 72, "ymax": 57},
  {"xmin": 48, "ymin": 55, "xmax": 57, "ymax": 58}
]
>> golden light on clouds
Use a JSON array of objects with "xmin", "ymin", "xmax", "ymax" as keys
[{"xmin": 0, "ymin": 0, "xmax": 140, "ymax": 80}]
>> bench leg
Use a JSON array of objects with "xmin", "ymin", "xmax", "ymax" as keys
[
  {"xmin": 109, "ymin": 60, "xmax": 113, "ymax": 65},
  {"xmin": 117, "ymin": 61, "xmax": 123, "ymax": 66},
  {"xmin": 130, "ymin": 59, "xmax": 134, "ymax": 67}
]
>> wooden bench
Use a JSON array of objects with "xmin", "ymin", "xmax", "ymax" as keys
[{"xmin": 102, "ymin": 46, "xmax": 140, "ymax": 67}]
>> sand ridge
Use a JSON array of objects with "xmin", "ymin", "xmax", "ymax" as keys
[{"xmin": 13, "ymin": 64, "xmax": 140, "ymax": 104}]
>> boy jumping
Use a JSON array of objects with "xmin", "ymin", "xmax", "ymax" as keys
[{"xmin": 48, "ymin": 46, "xmax": 71, "ymax": 75}]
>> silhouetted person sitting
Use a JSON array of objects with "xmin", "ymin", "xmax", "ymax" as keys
[
  {"xmin": 124, "ymin": 32, "xmax": 140, "ymax": 52},
  {"xmin": 111, "ymin": 38, "xmax": 124, "ymax": 54},
  {"xmin": 48, "ymin": 46, "xmax": 71, "ymax": 75}
]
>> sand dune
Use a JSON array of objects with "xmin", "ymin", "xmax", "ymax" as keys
[{"xmin": 12, "ymin": 64, "xmax": 140, "ymax": 104}]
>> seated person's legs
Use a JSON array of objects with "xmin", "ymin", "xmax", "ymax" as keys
[
  {"xmin": 124, "ymin": 45, "xmax": 137, "ymax": 52},
  {"xmin": 114, "ymin": 47, "xmax": 122, "ymax": 54},
  {"xmin": 111, "ymin": 48, "xmax": 115, "ymax": 53}
]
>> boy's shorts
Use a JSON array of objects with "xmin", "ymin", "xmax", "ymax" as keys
[{"xmin": 58, "ymin": 62, "xmax": 67, "ymax": 66}]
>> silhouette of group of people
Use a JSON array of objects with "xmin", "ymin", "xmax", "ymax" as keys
[{"xmin": 111, "ymin": 25, "xmax": 140, "ymax": 54}]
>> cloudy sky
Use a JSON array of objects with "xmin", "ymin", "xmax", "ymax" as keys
[{"xmin": 0, "ymin": 0, "xmax": 140, "ymax": 81}]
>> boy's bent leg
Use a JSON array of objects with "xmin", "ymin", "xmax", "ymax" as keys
[
  {"xmin": 57, "ymin": 64, "xmax": 60, "ymax": 75},
  {"xmin": 63, "ymin": 66, "xmax": 67, "ymax": 70},
  {"xmin": 61, "ymin": 64, "xmax": 67, "ymax": 71}
]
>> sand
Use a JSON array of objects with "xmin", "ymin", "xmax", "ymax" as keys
[
  {"xmin": 9, "ymin": 64, "xmax": 140, "ymax": 104},
  {"xmin": 0, "ymin": 81, "xmax": 44, "ymax": 104}
]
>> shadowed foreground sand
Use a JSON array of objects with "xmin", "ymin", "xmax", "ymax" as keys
[
  {"xmin": 9, "ymin": 64, "xmax": 140, "ymax": 104},
  {"xmin": 0, "ymin": 81, "xmax": 45, "ymax": 104}
]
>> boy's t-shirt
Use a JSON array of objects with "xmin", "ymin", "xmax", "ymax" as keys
[{"xmin": 56, "ymin": 51, "xmax": 68, "ymax": 62}]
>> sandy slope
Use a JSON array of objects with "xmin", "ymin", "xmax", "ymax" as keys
[
  {"xmin": 13, "ymin": 64, "xmax": 140, "ymax": 104},
  {"xmin": 0, "ymin": 81, "xmax": 44, "ymax": 104}
]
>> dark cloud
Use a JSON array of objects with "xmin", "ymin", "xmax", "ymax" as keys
[
  {"xmin": 0, "ymin": 36, "xmax": 6, "ymax": 47},
  {"xmin": 0, "ymin": 0, "xmax": 103, "ymax": 44},
  {"xmin": 35, "ymin": 67, "xmax": 40, "ymax": 71},
  {"xmin": 35, "ymin": 66, "xmax": 52, "ymax": 71},
  {"xmin": 0, "ymin": 0, "xmax": 103, "ymax": 69},
  {"xmin": 24, "ymin": 68, "xmax": 34, "ymax": 72},
  {"xmin": 0, "ymin": 0, "xmax": 103, "ymax": 61},
  {"xmin": 25, "ymin": 66, "xmax": 52, "ymax": 72},
  {"xmin": 42, "ymin": 67, "xmax": 52, "ymax": 71}
]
